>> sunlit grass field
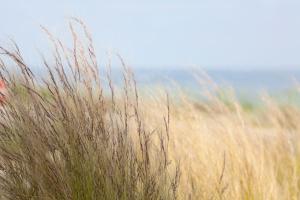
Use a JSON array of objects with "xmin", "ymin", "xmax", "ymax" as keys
[{"xmin": 1, "ymin": 21, "xmax": 300, "ymax": 200}]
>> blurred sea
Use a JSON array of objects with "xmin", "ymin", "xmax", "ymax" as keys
[{"xmin": 130, "ymin": 69, "xmax": 300, "ymax": 103}]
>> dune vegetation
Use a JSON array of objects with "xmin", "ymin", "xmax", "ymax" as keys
[{"xmin": 0, "ymin": 21, "xmax": 300, "ymax": 200}]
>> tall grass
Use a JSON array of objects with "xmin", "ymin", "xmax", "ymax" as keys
[
  {"xmin": 1, "ymin": 20, "xmax": 300, "ymax": 200},
  {"xmin": 0, "ymin": 20, "xmax": 179, "ymax": 200}
]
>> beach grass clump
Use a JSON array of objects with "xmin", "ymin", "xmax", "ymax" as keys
[{"xmin": 0, "ymin": 20, "xmax": 179, "ymax": 200}]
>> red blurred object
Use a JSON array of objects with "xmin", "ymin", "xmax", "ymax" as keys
[{"xmin": 0, "ymin": 80, "xmax": 7, "ymax": 104}]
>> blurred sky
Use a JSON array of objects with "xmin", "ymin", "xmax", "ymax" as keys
[{"xmin": 0, "ymin": 0, "xmax": 300, "ymax": 69}]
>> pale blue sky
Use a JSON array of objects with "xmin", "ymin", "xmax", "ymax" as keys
[{"xmin": 1, "ymin": 0, "xmax": 300, "ymax": 69}]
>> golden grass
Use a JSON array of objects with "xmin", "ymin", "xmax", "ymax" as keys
[
  {"xmin": 133, "ymin": 88, "xmax": 300, "ymax": 199},
  {"xmin": 0, "ymin": 20, "xmax": 300, "ymax": 199}
]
